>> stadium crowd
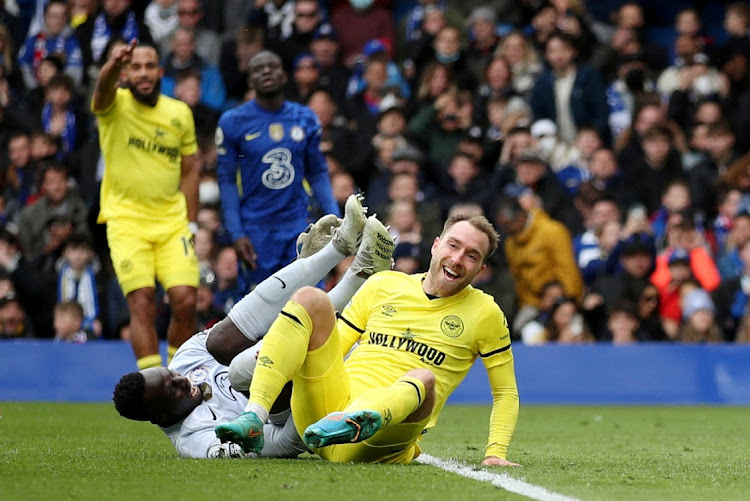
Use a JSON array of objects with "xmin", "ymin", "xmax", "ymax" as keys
[{"xmin": 2, "ymin": 0, "xmax": 750, "ymax": 346}]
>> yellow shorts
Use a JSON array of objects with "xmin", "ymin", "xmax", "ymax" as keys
[
  {"xmin": 290, "ymin": 323, "xmax": 426, "ymax": 464},
  {"xmin": 107, "ymin": 217, "xmax": 199, "ymax": 295}
]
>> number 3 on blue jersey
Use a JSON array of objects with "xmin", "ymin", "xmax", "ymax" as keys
[{"xmin": 261, "ymin": 148, "xmax": 295, "ymax": 189}]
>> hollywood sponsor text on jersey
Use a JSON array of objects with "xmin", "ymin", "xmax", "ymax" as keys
[
  {"xmin": 127, "ymin": 136, "xmax": 180, "ymax": 162},
  {"xmin": 367, "ymin": 329, "xmax": 447, "ymax": 366}
]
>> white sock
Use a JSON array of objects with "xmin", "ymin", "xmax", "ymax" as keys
[
  {"xmin": 327, "ymin": 267, "xmax": 367, "ymax": 312},
  {"xmin": 244, "ymin": 403, "xmax": 269, "ymax": 423},
  {"xmin": 228, "ymin": 242, "xmax": 345, "ymax": 341}
]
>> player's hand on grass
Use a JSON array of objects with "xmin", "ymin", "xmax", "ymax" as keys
[
  {"xmin": 482, "ymin": 456, "xmax": 521, "ymax": 467},
  {"xmin": 234, "ymin": 236, "xmax": 258, "ymax": 270}
]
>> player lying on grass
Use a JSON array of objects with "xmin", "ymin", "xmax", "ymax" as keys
[
  {"xmin": 113, "ymin": 195, "xmax": 394, "ymax": 458},
  {"xmin": 216, "ymin": 213, "xmax": 521, "ymax": 466}
]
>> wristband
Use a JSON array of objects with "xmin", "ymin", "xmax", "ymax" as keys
[{"xmin": 188, "ymin": 222, "xmax": 199, "ymax": 235}]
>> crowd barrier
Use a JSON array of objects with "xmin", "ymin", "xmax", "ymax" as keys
[{"xmin": 2, "ymin": 341, "xmax": 749, "ymax": 404}]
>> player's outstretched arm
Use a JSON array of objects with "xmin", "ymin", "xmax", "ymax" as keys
[{"xmin": 92, "ymin": 38, "xmax": 136, "ymax": 112}]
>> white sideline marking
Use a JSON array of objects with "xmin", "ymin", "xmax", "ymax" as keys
[{"xmin": 416, "ymin": 454, "xmax": 581, "ymax": 501}]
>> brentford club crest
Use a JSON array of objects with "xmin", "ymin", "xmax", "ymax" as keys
[{"xmin": 269, "ymin": 123, "xmax": 284, "ymax": 141}]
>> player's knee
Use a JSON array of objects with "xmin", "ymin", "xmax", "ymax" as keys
[
  {"xmin": 170, "ymin": 288, "xmax": 197, "ymax": 319},
  {"xmin": 291, "ymin": 286, "xmax": 334, "ymax": 319},
  {"xmin": 406, "ymin": 368, "xmax": 436, "ymax": 393},
  {"xmin": 127, "ymin": 289, "xmax": 156, "ymax": 319}
]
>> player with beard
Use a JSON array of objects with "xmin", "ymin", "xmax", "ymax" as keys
[
  {"xmin": 216, "ymin": 214, "xmax": 521, "ymax": 466},
  {"xmin": 92, "ymin": 40, "xmax": 199, "ymax": 370},
  {"xmin": 215, "ymin": 50, "xmax": 340, "ymax": 289}
]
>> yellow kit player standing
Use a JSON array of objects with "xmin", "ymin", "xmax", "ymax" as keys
[
  {"xmin": 216, "ymin": 213, "xmax": 520, "ymax": 466},
  {"xmin": 92, "ymin": 40, "xmax": 199, "ymax": 369}
]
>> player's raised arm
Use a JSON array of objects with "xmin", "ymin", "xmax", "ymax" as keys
[{"xmin": 92, "ymin": 39, "xmax": 136, "ymax": 112}]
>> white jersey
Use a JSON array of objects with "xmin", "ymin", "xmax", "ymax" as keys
[{"xmin": 161, "ymin": 330, "xmax": 306, "ymax": 459}]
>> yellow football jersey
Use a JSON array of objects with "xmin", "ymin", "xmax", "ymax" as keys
[
  {"xmin": 93, "ymin": 88, "xmax": 197, "ymax": 223},
  {"xmin": 338, "ymin": 270, "xmax": 514, "ymax": 428}
]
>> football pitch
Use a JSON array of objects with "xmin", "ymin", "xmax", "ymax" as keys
[{"xmin": 1, "ymin": 403, "xmax": 747, "ymax": 501}]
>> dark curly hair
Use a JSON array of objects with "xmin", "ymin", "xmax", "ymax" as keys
[{"xmin": 113, "ymin": 372, "xmax": 149, "ymax": 421}]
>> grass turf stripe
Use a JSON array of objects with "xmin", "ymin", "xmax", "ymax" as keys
[{"xmin": 416, "ymin": 453, "xmax": 581, "ymax": 501}]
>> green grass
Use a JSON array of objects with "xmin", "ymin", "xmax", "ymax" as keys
[{"xmin": 1, "ymin": 404, "xmax": 748, "ymax": 500}]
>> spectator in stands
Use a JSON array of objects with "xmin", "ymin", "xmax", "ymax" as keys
[
  {"xmin": 211, "ymin": 245, "xmax": 247, "ymax": 315},
  {"xmin": 541, "ymin": 296, "xmax": 593, "ymax": 344},
  {"xmin": 247, "ymin": 0, "xmax": 296, "ymax": 45},
  {"xmin": 494, "ymin": 30, "xmax": 541, "ymax": 99},
  {"xmin": 219, "ymin": 25, "xmax": 263, "ymax": 105},
  {"xmin": 626, "ymin": 126, "xmax": 684, "ymax": 215},
  {"xmin": 407, "ymin": 89, "xmax": 472, "ymax": 169},
  {"xmin": 414, "ymin": 61, "xmax": 455, "ymax": 109},
  {"xmin": 41, "ymin": 73, "xmax": 83, "ymax": 158},
  {"xmin": 679, "ymin": 288, "xmax": 722, "ymax": 343},
  {"xmin": 636, "ymin": 283, "xmax": 668, "ymax": 342},
  {"xmin": 172, "ymin": 69, "xmax": 219, "ymax": 141},
  {"xmin": 657, "ymin": 36, "xmax": 725, "ymax": 103},
  {"xmin": 18, "ymin": 0, "xmax": 83, "ymax": 89},
  {"xmin": 175, "ymin": 0, "xmax": 220, "ymax": 65},
  {"xmin": 309, "ymin": 23, "xmax": 350, "ymax": 105},
  {"xmin": 330, "ymin": 0, "xmax": 395, "ymax": 68},
  {"xmin": 495, "ymin": 196, "xmax": 582, "ymax": 333},
  {"xmin": 306, "ymin": 88, "xmax": 354, "ymax": 172},
  {"xmin": 144, "ymin": 0, "xmax": 178, "ymax": 47},
  {"xmin": 465, "ymin": 6, "xmax": 500, "ymax": 83},
  {"xmin": 649, "ymin": 180, "xmax": 693, "ymax": 251},
  {"xmin": 435, "ymin": 151, "xmax": 491, "ymax": 217},
  {"xmin": 266, "ymin": 0, "xmax": 321, "ymax": 74},
  {"xmin": 341, "ymin": 55, "xmax": 389, "ymax": 143},
  {"xmin": 573, "ymin": 195, "xmax": 621, "ymax": 287},
  {"xmin": 721, "ymin": 2, "xmax": 750, "ymax": 56},
  {"xmin": 604, "ymin": 300, "xmax": 640, "ymax": 345},
  {"xmin": 652, "ymin": 225, "xmax": 721, "ymax": 339},
  {"xmin": 502, "ymin": 148, "xmax": 581, "ymax": 233},
  {"xmin": 530, "ymin": 31, "xmax": 609, "ymax": 145},
  {"xmin": 585, "ymin": 233, "xmax": 656, "ymax": 338},
  {"xmin": 330, "ymin": 170, "xmax": 356, "ymax": 215},
  {"xmin": 285, "ymin": 52, "xmax": 319, "ymax": 104},
  {"xmin": 3, "ymin": 131, "xmax": 40, "ymax": 213},
  {"xmin": 717, "ymin": 209, "xmax": 750, "ymax": 280},
  {"xmin": 0, "ymin": 293, "xmax": 33, "ymax": 338},
  {"xmin": 76, "ymin": 0, "xmax": 152, "ymax": 75},
  {"xmin": 53, "ymin": 300, "xmax": 89, "ymax": 343},
  {"xmin": 716, "ymin": 237, "xmax": 750, "ymax": 340},
  {"xmin": 18, "ymin": 163, "xmax": 88, "ymax": 262},
  {"xmin": 402, "ymin": 4, "xmax": 448, "ymax": 79},
  {"xmin": 194, "ymin": 272, "xmax": 224, "ymax": 331},
  {"xmin": 162, "ymin": 27, "xmax": 225, "ymax": 111},
  {"xmin": 605, "ymin": 53, "xmax": 656, "ymax": 142},
  {"xmin": 689, "ymin": 122, "xmax": 739, "ymax": 221},
  {"xmin": 57, "ymin": 232, "xmax": 101, "ymax": 336}
]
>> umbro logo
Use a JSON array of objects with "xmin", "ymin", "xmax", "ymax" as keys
[
  {"xmin": 258, "ymin": 356, "xmax": 274, "ymax": 368},
  {"xmin": 381, "ymin": 305, "xmax": 397, "ymax": 317},
  {"xmin": 245, "ymin": 132, "xmax": 261, "ymax": 141}
]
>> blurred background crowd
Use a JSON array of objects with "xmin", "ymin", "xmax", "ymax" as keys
[{"xmin": 2, "ymin": 0, "xmax": 750, "ymax": 346}]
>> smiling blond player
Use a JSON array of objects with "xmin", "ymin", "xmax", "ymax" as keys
[{"xmin": 216, "ymin": 214, "xmax": 520, "ymax": 466}]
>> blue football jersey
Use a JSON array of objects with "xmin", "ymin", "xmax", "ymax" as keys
[{"xmin": 215, "ymin": 100, "xmax": 338, "ymax": 241}]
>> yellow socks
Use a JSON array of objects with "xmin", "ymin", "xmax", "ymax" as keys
[
  {"xmin": 136, "ymin": 354, "xmax": 163, "ymax": 370},
  {"xmin": 344, "ymin": 376, "xmax": 426, "ymax": 427},
  {"xmin": 247, "ymin": 301, "xmax": 312, "ymax": 412}
]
